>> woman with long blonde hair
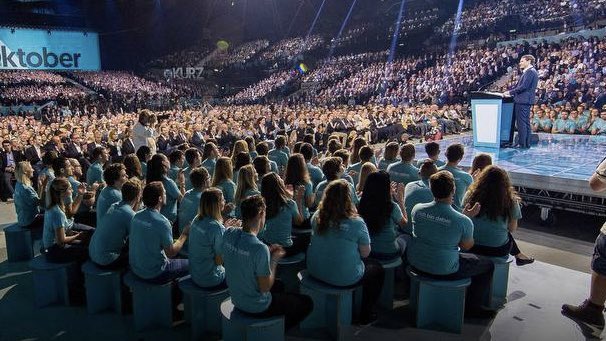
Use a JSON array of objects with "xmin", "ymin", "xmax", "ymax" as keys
[
  {"xmin": 307, "ymin": 180, "xmax": 385, "ymax": 324},
  {"xmin": 234, "ymin": 164, "xmax": 260, "ymax": 218},
  {"xmin": 14, "ymin": 161, "xmax": 44, "ymax": 230},
  {"xmin": 212, "ymin": 157, "xmax": 236, "ymax": 215}
]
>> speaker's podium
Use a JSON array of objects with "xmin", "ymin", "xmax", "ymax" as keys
[{"xmin": 470, "ymin": 91, "xmax": 514, "ymax": 148}]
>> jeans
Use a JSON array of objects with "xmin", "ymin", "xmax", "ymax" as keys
[
  {"xmin": 146, "ymin": 258, "xmax": 190, "ymax": 285},
  {"xmin": 44, "ymin": 223, "xmax": 95, "ymax": 264}
]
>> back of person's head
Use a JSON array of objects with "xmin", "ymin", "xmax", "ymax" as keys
[
  {"xmin": 142, "ymin": 181, "xmax": 165, "ymax": 208},
  {"xmin": 236, "ymin": 164, "xmax": 257, "ymax": 203},
  {"xmin": 169, "ymin": 150, "xmax": 184, "ymax": 166},
  {"xmin": 322, "ymin": 157, "xmax": 342, "ymax": 181},
  {"xmin": 138, "ymin": 110, "xmax": 151, "ymax": 125},
  {"xmin": 429, "ymin": 170, "xmax": 455, "ymax": 200},
  {"xmin": 285, "ymin": 153, "xmax": 310, "ymax": 186},
  {"xmin": 104, "ymin": 163, "xmax": 126, "ymax": 187},
  {"xmin": 522, "ymin": 54, "xmax": 535, "ymax": 64},
  {"xmin": 212, "ymin": 157, "xmax": 233, "ymax": 186},
  {"xmin": 465, "ymin": 165, "xmax": 516, "ymax": 220},
  {"xmin": 333, "ymin": 149, "xmax": 350, "ymax": 166},
  {"xmin": 232, "ymin": 140, "xmax": 249, "ymax": 160},
  {"xmin": 234, "ymin": 151, "xmax": 251, "ymax": 171},
  {"xmin": 42, "ymin": 150, "xmax": 58, "ymax": 167},
  {"xmin": 359, "ymin": 171, "xmax": 393, "ymax": 235},
  {"xmin": 274, "ymin": 135, "xmax": 286, "ymax": 149},
  {"xmin": 470, "ymin": 153, "xmax": 493, "ymax": 174},
  {"xmin": 240, "ymin": 195, "xmax": 266, "ymax": 229},
  {"xmin": 244, "ymin": 136, "xmax": 256, "ymax": 151},
  {"xmin": 15, "ymin": 161, "xmax": 32, "ymax": 186},
  {"xmin": 358, "ymin": 146, "xmax": 373, "ymax": 163},
  {"xmin": 123, "ymin": 154, "xmax": 142, "ymax": 179},
  {"xmin": 350, "ymin": 137, "xmax": 368, "ymax": 164},
  {"xmin": 256, "ymin": 142, "xmax": 269, "ymax": 156},
  {"xmin": 357, "ymin": 162, "xmax": 378, "ymax": 192},
  {"xmin": 198, "ymin": 187, "xmax": 223, "ymax": 222},
  {"xmin": 419, "ymin": 161, "xmax": 438, "ymax": 179},
  {"xmin": 303, "ymin": 134, "xmax": 314, "ymax": 145},
  {"xmin": 399, "ymin": 143, "xmax": 415, "ymax": 162},
  {"xmin": 190, "ymin": 167, "xmax": 210, "ymax": 190},
  {"xmin": 147, "ymin": 153, "xmax": 168, "ymax": 183},
  {"xmin": 52, "ymin": 156, "xmax": 69, "ymax": 176},
  {"xmin": 92, "ymin": 146, "xmax": 106, "ymax": 162},
  {"xmin": 327, "ymin": 139, "xmax": 342, "ymax": 155},
  {"xmin": 202, "ymin": 142, "xmax": 218, "ymax": 160},
  {"xmin": 261, "ymin": 172, "xmax": 289, "ymax": 219},
  {"xmin": 293, "ymin": 142, "xmax": 303, "ymax": 154},
  {"xmin": 425, "ymin": 142, "xmax": 440, "ymax": 158},
  {"xmin": 317, "ymin": 179, "xmax": 355, "ymax": 234},
  {"xmin": 300, "ymin": 143, "xmax": 314, "ymax": 161},
  {"xmin": 445, "ymin": 143, "xmax": 465, "ymax": 163},
  {"xmin": 121, "ymin": 178, "xmax": 142, "ymax": 203},
  {"xmin": 384, "ymin": 142, "xmax": 400, "ymax": 161},
  {"xmin": 136, "ymin": 146, "xmax": 151, "ymax": 163},
  {"xmin": 253, "ymin": 156, "xmax": 270, "ymax": 178},
  {"xmin": 48, "ymin": 177, "xmax": 70, "ymax": 209}
]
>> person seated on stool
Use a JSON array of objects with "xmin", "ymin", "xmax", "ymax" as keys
[
  {"xmin": 96, "ymin": 163, "xmax": 129, "ymax": 226},
  {"xmin": 407, "ymin": 171, "xmax": 495, "ymax": 318},
  {"xmin": 307, "ymin": 180, "xmax": 385, "ymax": 324},
  {"xmin": 14, "ymin": 161, "xmax": 45, "ymax": 231},
  {"xmin": 562, "ymin": 157, "xmax": 606, "ymax": 327},
  {"xmin": 129, "ymin": 181, "xmax": 190, "ymax": 284},
  {"xmin": 89, "ymin": 179, "xmax": 142, "ymax": 270},
  {"xmin": 43, "ymin": 177, "xmax": 95, "ymax": 263},
  {"xmin": 258, "ymin": 172, "xmax": 309, "ymax": 257},
  {"xmin": 189, "ymin": 187, "xmax": 239, "ymax": 289},
  {"xmin": 222, "ymin": 195, "xmax": 313, "ymax": 330}
]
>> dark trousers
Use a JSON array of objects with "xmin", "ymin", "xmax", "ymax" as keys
[
  {"xmin": 413, "ymin": 253, "xmax": 494, "ymax": 311},
  {"xmin": 514, "ymin": 104, "xmax": 532, "ymax": 148},
  {"xmin": 0, "ymin": 171, "xmax": 14, "ymax": 200},
  {"xmin": 284, "ymin": 233, "xmax": 310, "ymax": 258},
  {"xmin": 358, "ymin": 258, "xmax": 385, "ymax": 319},
  {"xmin": 44, "ymin": 223, "xmax": 95, "ymax": 264},
  {"xmin": 246, "ymin": 280, "xmax": 313, "ymax": 330},
  {"xmin": 467, "ymin": 233, "xmax": 521, "ymax": 258}
]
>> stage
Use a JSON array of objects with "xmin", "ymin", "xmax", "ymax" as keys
[{"xmin": 416, "ymin": 133, "xmax": 606, "ymax": 218}]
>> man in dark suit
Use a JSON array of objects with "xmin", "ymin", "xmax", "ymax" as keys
[
  {"xmin": 504, "ymin": 55, "xmax": 539, "ymax": 149},
  {"xmin": 0, "ymin": 140, "xmax": 24, "ymax": 201}
]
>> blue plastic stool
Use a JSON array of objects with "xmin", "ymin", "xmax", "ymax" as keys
[
  {"xmin": 488, "ymin": 256, "xmax": 514, "ymax": 309},
  {"xmin": 81, "ymin": 261, "xmax": 123, "ymax": 314},
  {"xmin": 298, "ymin": 270, "xmax": 362, "ymax": 340},
  {"xmin": 179, "ymin": 276, "xmax": 229, "ymax": 340},
  {"xmin": 277, "ymin": 252, "xmax": 305, "ymax": 292},
  {"xmin": 5, "ymin": 224, "xmax": 33, "ymax": 262},
  {"xmin": 220, "ymin": 298, "xmax": 285, "ymax": 341},
  {"xmin": 29, "ymin": 256, "xmax": 78, "ymax": 307},
  {"xmin": 407, "ymin": 267, "xmax": 471, "ymax": 334},
  {"xmin": 124, "ymin": 271, "xmax": 173, "ymax": 331},
  {"xmin": 378, "ymin": 257, "xmax": 403, "ymax": 310}
]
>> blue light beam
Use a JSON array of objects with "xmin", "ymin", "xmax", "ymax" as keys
[{"xmin": 328, "ymin": 0, "xmax": 358, "ymax": 58}]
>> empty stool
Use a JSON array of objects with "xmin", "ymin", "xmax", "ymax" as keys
[
  {"xmin": 378, "ymin": 257, "xmax": 403, "ymax": 309},
  {"xmin": 298, "ymin": 270, "xmax": 361, "ymax": 340},
  {"xmin": 5, "ymin": 224, "xmax": 33, "ymax": 262},
  {"xmin": 124, "ymin": 271, "xmax": 173, "ymax": 331},
  {"xmin": 220, "ymin": 298, "xmax": 285, "ymax": 341},
  {"xmin": 277, "ymin": 253, "xmax": 305, "ymax": 292},
  {"xmin": 179, "ymin": 276, "xmax": 229, "ymax": 340},
  {"xmin": 407, "ymin": 267, "xmax": 471, "ymax": 334},
  {"xmin": 81, "ymin": 261, "xmax": 123, "ymax": 314},
  {"xmin": 29, "ymin": 256, "xmax": 78, "ymax": 308},
  {"xmin": 489, "ymin": 256, "xmax": 514, "ymax": 309}
]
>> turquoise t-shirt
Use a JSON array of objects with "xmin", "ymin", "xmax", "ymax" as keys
[
  {"xmin": 307, "ymin": 212, "xmax": 370, "ymax": 286},
  {"xmin": 168, "ymin": 166, "xmax": 181, "ymax": 184},
  {"xmin": 68, "ymin": 176, "xmax": 81, "ymax": 201},
  {"xmin": 202, "ymin": 158, "xmax": 217, "ymax": 178},
  {"xmin": 471, "ymin": 201, "xmax": 522, "ymax": 247},
  {"xmin": 235, "ymin": 188, "xmax": 261, "ymax": 219},
  {"xmin": 341, "ymin": 173, "xmax": 355, "ymax": 187},
  {"xmin": 378, "ymin": 158, "xmax": 398, "ymax": 171},
  {"xmin": 222, "ymin": 228, "xmax": 271, "ymax": 313},
  {"xmin": 268, "ymin": 149, "xmax": 288, "ymax": 172},
  {"xmin": 161, "ymin": 176, "xmax": 181, "ymax": 223},
  {"xmin": 89, "ymin": 201, "xmax": 135, "ymax": 265},
  {"xmin": 403, "ymin": 179, "xmax": 434, "ymax": 234},
  {"xmin": 86, "ymin": 162, "xmax": 104, "ymax": 186},
  {"xmin": 553, "ymin": 118, "xmax": 569, "ymax": 132},
  {"xmin": 42, "ymin": 205, "xmax": 74, "ymax": 248},
  {"xmin": 315, "ymin": 180, "xmax": 359, "ymax": 207},
  {"xmin": 307, "ymin": 163, "xmax": 325, "ymax": 190},
  {"xmin": 96, "ymin": 186, "xmax": 122, "ymax": 226},
  {"xmin": 415, "ymin": 158, "xmax": 446, "ymax": 168},
  {"xmin": 14, "ymin": 182, "xmax": 40, "ymax": 227},
  {"xmin": 370, "ymin": 202, "xmax": 404, "ymax": 255},
  {"xmin": 216, "ymin": 179, "xmax": 236, "ymax": 204},
  {"xmin": 407, "ymin": 201, "xmax": 473, "ymax": 275},
  {"xmin": 179, "ymin": 188, "xmax": 203, "ymax": 232},
  {"xmin": 189, "ymin": 217, "xmax": 226, "ymax": 288},
  {"xmin": 182, "ymin": 167, "xmax": 196, "ymax": 191},
  {"xmin": 269, "ymin": 160, "xmax": 279, "ymax": 174},
  {"xmin": 249, "ymin": 151, "xmax": 259, "ymax": 160},
  {"xmin": 387, "ymin": 161, "xmax": 420, "ymax": 185},
  {"xmin": 129, "ymin": 208, "xmax": 174, "ymax": 279},
  {"xmin": 539, "ymin": 118, "xmax": 553, "ymax": 130},
  {"xmin": 439, "ymin": 165, "xmax": 473, "ymax": 211},
  {"xmin": 259, "ymin": 199, "xmax": 299, "ymax": 247}
]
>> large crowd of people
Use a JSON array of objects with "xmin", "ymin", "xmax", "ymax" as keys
[{"xmin": 259, "ymin": 35, "xmax": 324, "ymax": 64}]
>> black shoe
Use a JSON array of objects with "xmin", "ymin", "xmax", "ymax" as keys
[
  {"xmin": 516, "ymin": 257, "xmax": 535, "ymax": 266},
  {"xmin": 562, "ymin": 300, "xmax": 605, "ymax": 328}
]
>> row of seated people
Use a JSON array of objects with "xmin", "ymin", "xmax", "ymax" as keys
[
  {"xmin": 531, "ymin": 104, "xmax": 606, "ymax": 135},
  {"xmin": 13, "ymin": 131, "xmax": 535, "ymax": 326}
]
